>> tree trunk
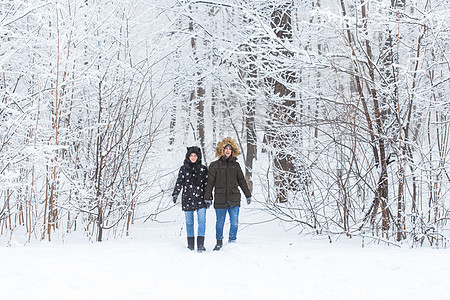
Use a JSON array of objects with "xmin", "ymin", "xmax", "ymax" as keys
[{"xmin": 270, "ymin": 3, "xmax": 296, "ymax": 203}]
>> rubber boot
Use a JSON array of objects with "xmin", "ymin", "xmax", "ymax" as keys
[
  {"xmin": 187, "ymin": 237, "xmax": 195, "ymax": 251},
  {"xmin": 197, "ymin": 236, "xmax": 206, "ymax": 252},
  {"xmin": 213, "ymin": 239, "xmax": 223, "ymax": 251}
]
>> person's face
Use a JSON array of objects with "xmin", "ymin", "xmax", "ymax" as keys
[
  {"xmin": 224, "ymin": 147, "xmax": 232, "ymax": 158},
  {"xmin": 189, "ymin": 153, "xmax": 198, "ymax": 163}
]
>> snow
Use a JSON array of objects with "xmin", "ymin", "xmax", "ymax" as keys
[{"xmin": 1, "ymin": 206, "xmax": 449, "ymax": 300}]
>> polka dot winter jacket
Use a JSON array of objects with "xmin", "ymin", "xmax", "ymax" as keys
[{"xmin": 172, "ymin": 161, "xmax": 208, "ymax": 211}]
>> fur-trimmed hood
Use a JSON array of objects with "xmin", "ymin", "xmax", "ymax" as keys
[{"xmin": 216, "ymin": 137, "xmax": 239, "ymax": 158}]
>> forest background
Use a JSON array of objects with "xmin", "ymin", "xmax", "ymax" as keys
[{"xmin": 0, "ymin": 0, "xmax": 449, "ymax": 247}]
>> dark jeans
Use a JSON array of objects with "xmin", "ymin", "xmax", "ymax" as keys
[{"xmin": 215, "ymin": 206, "xmax": 239, "ymax": 241}]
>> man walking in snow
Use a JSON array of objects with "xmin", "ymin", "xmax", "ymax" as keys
[{"xmin": 204, "ymin": 137, "xmax": 252, "ymax": 250}]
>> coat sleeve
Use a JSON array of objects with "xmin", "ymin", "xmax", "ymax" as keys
[
  {"xmin": 204, "ymin": 162, "xmax": 216, "ymax": 200},
  {"xmin": 172, "ymin": 166, "xmax": 184, "ymax": 196},
  {"xmin": 201, "ymin": 166, "xmax": 208, "ymax": 192},
  {"xmin": 236, "ymin": 162, "xmax": 252, "ymax": 198}
]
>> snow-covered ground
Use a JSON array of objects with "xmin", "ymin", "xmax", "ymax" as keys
[{"xmin": 1, "ymin": 205, "xmax": 449, "ymax": 300}]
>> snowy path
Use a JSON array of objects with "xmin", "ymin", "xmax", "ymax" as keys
[{"xmin": 1, "ymin": 209, "xmax": 449, "ymax": 300}]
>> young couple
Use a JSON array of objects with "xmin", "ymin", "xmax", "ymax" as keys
[{"xmin": 172, "ymin": 137, "xmax": 252, "ymax": 252}]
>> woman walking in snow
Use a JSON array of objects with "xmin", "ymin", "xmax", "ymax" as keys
[
  {"xmin": 204, "ymin": 137, "xmax": 252, "ymax": 251},
  {"xmin": 172, "ymin": 146, "xmax": 209, "ymax": 252}
]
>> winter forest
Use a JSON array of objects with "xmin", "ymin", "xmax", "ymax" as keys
[{"xmin": 1, "ymin": 0, "xmax": 449, "ymax": 247}]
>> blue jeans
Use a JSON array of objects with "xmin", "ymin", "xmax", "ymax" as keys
[
  {"xmin": 184, "ymin": 208, "xmax": 206, "ymax": 237},
  {"xmin": 215, "ymin": 206, "xmax": 240, "ymax": 241}
]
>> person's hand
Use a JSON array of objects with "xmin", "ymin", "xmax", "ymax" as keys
[
  {"xmin": 172, "ymin": 194, "xmax": 178, "ymax": 204},
  {"xmin": 205, "ymin": 199, "xmax": 212, "ymax": 209},
  {"xmin": 246, "ymin": 196, "xmax": 252, "ymax": 205}
]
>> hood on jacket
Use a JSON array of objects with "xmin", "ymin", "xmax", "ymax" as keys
[
  {"xmin": 185, "ymin": 146, "xmax": 202, "ymax": 164},
  {"xmin": 216, "ymin": 137, "xmax": 239, "ymax": 158}
]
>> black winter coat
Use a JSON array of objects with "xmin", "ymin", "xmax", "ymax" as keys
[
  {"xmin": 204, "ymin": 156, "xmax": 251, "ymax": 209},
  {"xmin": 173, "ymin": 161, "xmax": 208, "ymax": 211}
]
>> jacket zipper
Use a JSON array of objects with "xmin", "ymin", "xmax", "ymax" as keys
[{"xmin": 226, "ymin": 160, "xmax": 230, "ymax": 206}]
